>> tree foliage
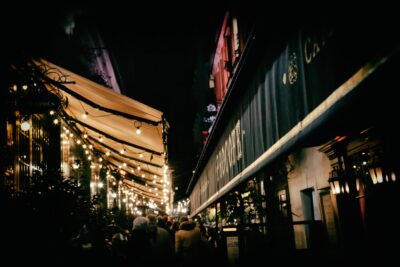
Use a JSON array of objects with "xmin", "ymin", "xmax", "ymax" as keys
[{"xmin": 1, "ymin": 170, "xmax": 115, "ymax": 264}]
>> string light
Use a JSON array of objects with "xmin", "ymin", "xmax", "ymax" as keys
[
  {"xmin": 82, "ymin": 111, "xmax": 88, "ymax": 119},
  {"xmin": 134, "ymin": 121, "xmax": 142, "ymax": 135},
  {"xmin": 56, "ymin": 120, "xmax": 167, "ymax": 212}
]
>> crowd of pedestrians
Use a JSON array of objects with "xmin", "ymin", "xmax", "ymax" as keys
[{"xmin": 70, "ymin": 213, "xmax": 219, "ymax": 267}]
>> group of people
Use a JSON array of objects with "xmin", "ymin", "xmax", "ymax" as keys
[{"xmin": 103, "ymin": 214, "xmax": 216, "ymax": 267}]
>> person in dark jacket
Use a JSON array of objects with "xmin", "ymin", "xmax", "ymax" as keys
[
  {"xmin": 147, "ymin": 214, "xmax": 173, "ymax": 264},
  {"xmin": 126, "ymin": 216, "xmax": 151, "ymax": 267}
]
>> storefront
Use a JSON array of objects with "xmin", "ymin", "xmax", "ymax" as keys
[
  {"xmin": 188, "ymin": 20, "xmax": 399, "ymax": 264},
  {"xmin": 2, "ymin": 59, "xmax": 170, "ymax": 215}
]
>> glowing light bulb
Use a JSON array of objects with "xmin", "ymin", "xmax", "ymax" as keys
[{"xmin": 20, "ymin": 120, "xmax": 30, "ymax": 131}]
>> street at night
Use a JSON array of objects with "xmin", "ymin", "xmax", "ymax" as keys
[{"xmin": 2, "ymin": 2, "xmax": 400, "ymax": 266}]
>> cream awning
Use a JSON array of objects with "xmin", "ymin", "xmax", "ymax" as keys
[{"xmin": 33, "ymin": 59, "xmax": 168, "ymax": 203}]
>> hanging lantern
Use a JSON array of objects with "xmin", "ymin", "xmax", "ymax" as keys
[
  {"xmin": 368, "ymin": 165, "xmax": 383, "ymax": 184},
  {"xmin": 368, "ymin": 164, "xmax": 397, "ymax": 184},
  {"xmin": 328, "ymin": 166, "xmax": 349, "ymax": 194}
]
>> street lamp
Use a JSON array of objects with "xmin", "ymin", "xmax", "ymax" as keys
[
  {"xmin": 72, "ymin": 159, "xmax": 81, "ymax": 169},
  {"xmin": 20, "ymin": 120, "xmax": 30, "ymax": 131},
  {"xmin": 72, "ymin": 159, "xmax": 81, "ymax": 186}
]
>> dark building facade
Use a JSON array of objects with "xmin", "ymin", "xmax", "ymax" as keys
[
  {"xmin": 188, "ymin": 6, "xmax": 399, "ymax": 265},
  {"xmin": 1, "ymin": 65, "xmax": 62, "ymax": 193}
]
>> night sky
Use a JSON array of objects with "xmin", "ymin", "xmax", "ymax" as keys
[
  {"xmin": 4, "ymin": 2, "xmax": 226, "ymax": 200},
  {"xmin": 92, "ymin": 3, "xmax": 226, "ymax": 199}
]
